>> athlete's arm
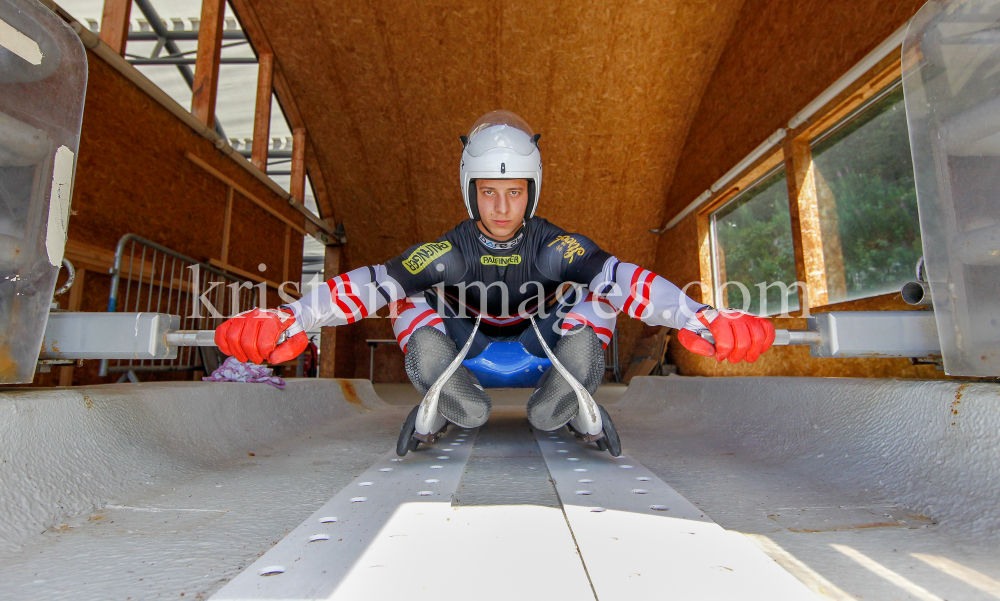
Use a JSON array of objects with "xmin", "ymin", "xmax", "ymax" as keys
[
  {"xmin": 215, "ymin": 265, "xmax": 405, "ymax": 364},
  {"xmin": 588, "ymin": 257, "xmax": 776, "ymax": 364},
  {"xmin": 215, "ymin": 236, "xmax": 467, "ymax": 364}
]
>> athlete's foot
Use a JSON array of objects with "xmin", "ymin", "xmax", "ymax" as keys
[
  {"xmin": 405, "ymin": 326, "xmax": 492, "ymax": 428},
  {"xmin": 527, "ymin": 324, "xmax": 605, "ymax": 431}
]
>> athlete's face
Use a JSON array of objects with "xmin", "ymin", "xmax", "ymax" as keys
[{"xmin": 476, "ymin": 179, "xmax": 528, "ymax": 241}]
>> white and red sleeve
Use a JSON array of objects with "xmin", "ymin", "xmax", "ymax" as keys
[
  {"xmin": 388, "ymin": 296, "xmax": 447, "ymax": 352},
  {"xmin": 283, "ymin": 265, "xmax": 405, "ymax": 332},
  {"xmin": 589, "ymin": 257, "xmax": 708, "ymax": 331},
  {"xmin": 560, "ymin": 291, "xmax": 617, "ymax": 348}
]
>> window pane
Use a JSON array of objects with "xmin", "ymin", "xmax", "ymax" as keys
[
  {"xmin": 811, "ymin": 84, "xmax": 922, "ymax": 303},
  {"xmin": 711, "ymin": 168, "xmax": 800, "ymax": 316}
]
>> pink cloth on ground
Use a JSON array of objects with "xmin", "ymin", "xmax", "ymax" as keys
[{"xmin": 202, "ymin": 357, "xmax": 286, "ymax": 389}]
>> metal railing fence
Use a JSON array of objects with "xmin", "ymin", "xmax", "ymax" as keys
[{"xmin": 99, "ymin": 234, "xmax": 258, "ymax": 376}]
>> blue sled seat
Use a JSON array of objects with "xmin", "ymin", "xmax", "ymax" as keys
[{"xmin": 462, "ymin": 341, "xmax": 551, "ymax": 388}]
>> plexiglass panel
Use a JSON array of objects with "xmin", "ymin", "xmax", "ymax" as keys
[{"xmin": 903, "ymin": 0, "xmax": 1000, "ymax": 375}]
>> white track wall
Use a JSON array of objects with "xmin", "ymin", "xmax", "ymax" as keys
[
  {"xmin": 0, "ymin": 380, "xmax": 385, "ymax": 552},
  {"xmin": 620, "ymin": 376, "xmax": 1000, "ymax": 540}
]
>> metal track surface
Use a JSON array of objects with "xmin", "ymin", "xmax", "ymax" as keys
[
  {"xmin": 534, "ymin": 427, "xmax": 820, "ymax": 600},
  {"xmin": 211, "ymin": 426, "xmax": 479, "ymax": 600}
]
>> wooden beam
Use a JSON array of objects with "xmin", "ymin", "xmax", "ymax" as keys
[
  {"xmin": 251, "ymin": 53, "xmax": 274, "ymax": 170},
  {"xmin": 64, "ymin": 239, "xmax": 115, "ymax": 274},
  {"xmin": 695, "ymin": 212, "xmax": 715, "ymax": 308},
  {"xmin": 319, "ymin": 246, "xmax": 340, "ymax": 378},
  {"xmin": 208, "ymin": 258, "xmax": 301, "ymax": 297},
  {"xmin": 186, "ymin": 152, "xmax": 307, "ymax": 235},
  {"xmin": 227, "ymin": 0, "xmax": 273, "ymax": 54},
  {"xmin": 306, "ymin": 142, "xmax": 337, "ymax": 222},
  {"xmin": 191, "ymin": 0, "xmax": 227, "ymax": 128},
  {"xmin": 290, "ymin": 127, "xmax": 307, "ymax": 202},
  {"xmin": 272, "ymin": 68, "xmax": 305, "ymax": 131},
  {"xmin": 98, "ymin": 0, "xmax": 132, "ymax": 56},
  {"xmin": 221, "ymin": 187, "xmax": 234, "ymax": 264},
  {"xmin": 228, "ymin": 0, "xmax": 340, "ymax": 232},
  {"xmin": 282, "ymin": 225, "xmax": 291, "ymax": 283},
  {"xmin": 783, "ymin": 137, "xmax": 817, "ymax": 314},
  {"xmin": 230, "ymin": 0, "xmax": 304, "ymax": 129}
]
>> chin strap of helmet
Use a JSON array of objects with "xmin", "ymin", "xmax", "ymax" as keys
[{"xmin": 479, "ymin": 220, "xmax": 498, "ymax": 236}]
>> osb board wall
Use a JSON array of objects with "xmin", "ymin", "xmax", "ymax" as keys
[
  {"xmin": 24, "ymin": 51, "xmax": 304, "ymax": 387},
  {"xmin": 249, "ymin": 0, "xmax": 750, "ymax": 379},
  {"xmin": 651, "ymin": 0, "xmax": 943, "ymax": 380},
  {"xmin": 661, "ymin": 0, "xmax": 928, "ymax": 216}
]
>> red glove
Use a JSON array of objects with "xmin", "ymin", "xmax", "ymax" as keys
[
  {"xmin": 215, "ymin": 308, "xmax": 308, "ymax": 365},
  {"xmin": 677, "ymin": 308, "xmax": 776, "ymax": 364}
]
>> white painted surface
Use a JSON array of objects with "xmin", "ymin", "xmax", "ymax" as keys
[
  {"xmin": 536, "ymin": 429, "xmax": 819, "ymax": 600},
  {"xmin": 0, "ymin": 17, "xmax": 43, "ymax": 64},
  {"xmin": 332, "ymin": 503, "xmax": 595, "ymax": 601},
  {"xmin": 619, "ymin": 376, "xmax": 1000, "ymax": 541},
  {"xmin": 45, "ymin": 145, "xmax": 74, "ymax": 266}
]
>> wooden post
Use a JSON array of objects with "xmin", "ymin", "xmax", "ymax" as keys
[
  {"xmin": 98, "ymin": 0, "xmax": 132, "ymax": 56},
  {"xmin": 220, "ymin": 187, "xmax": 233, "ymax": 264},
  {"xmin": 282, "ymin": 225, "xmax": 291, "ymax": 284},
  {"xmin": 58, "ymin": 269, "xmax": 87, "ymax": 387},
  {"xmin": 251, "ymin": 53, "xmax": 274, "ymax": 170},
  {"xmin": 783, "ymin": 136, "xmax": 824, "ymax": 313},
  {"xmin": 191, "ymin": 0, "xmax": 227, "ymax": 128},
  {"xmin": 290, "ymin": 127, "xmax": 307, "ymax": 202},
  {"xmin": 319, "ymin": 245, "xmax": 340, "ymax": 378}
]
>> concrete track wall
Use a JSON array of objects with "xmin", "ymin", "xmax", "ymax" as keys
[
  {"xmin": 0, "ymin": 379, "xmax": 383, "ymax": 552},
  {"xmin": 620, "ymin": 376, "xmax": 1000, "ymax": 540}
]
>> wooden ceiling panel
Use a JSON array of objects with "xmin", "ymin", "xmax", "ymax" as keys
[{"xmin": 250, "ymin": 0, "xmax": 745, "ymax": 270}]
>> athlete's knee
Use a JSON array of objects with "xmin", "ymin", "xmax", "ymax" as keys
[{"xmin": 406, "ymin": 324, "xmax": 455, "ymax": 353}]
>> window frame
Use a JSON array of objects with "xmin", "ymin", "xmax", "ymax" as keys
[
  {"xmin": 707, "ymin": 163, "xmax": 796, "ymax": 316},
  {"xmin": 696, "ymin": 53, "xmax": 907, "ymax": 315}
]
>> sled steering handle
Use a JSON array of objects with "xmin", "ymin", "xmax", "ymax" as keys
[{"xmin": 699, "ymin": 328, "xmax": 819, "ymax": 347}]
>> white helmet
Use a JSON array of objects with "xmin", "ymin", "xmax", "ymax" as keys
[{"xmin": 460, "ymin": 110, "xmax": 542, "ymax": 221}]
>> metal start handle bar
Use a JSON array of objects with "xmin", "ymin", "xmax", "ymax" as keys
[
  {"xmin": 165, "ymin": 330, "xmax": 221, "ymax": 347},
  {"xmin": 163, "ymin": 329, "xmax": 822, "ymax": 348},
  {"xmin": 699, "ymin": 328, "xmax": 820, "ymax": 346}
]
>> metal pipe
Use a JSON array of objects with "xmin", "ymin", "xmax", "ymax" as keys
[
  {"xmin": 165, "ymin": 330, "xmax": 218, "ymax": 347},
  {"xmin": 127, "ymin": 57, "xmax": 258, "ymax": 65},
  {"xmin": 129, "ymin": 31, "xmax": 246, "ymax": 41},
  {"xmin": 901, "ymin": 281, "xmax": 933, "ymax": 306},
  {"xmin": 700, "ymin": 328, "xmax": 821, "ymax": 346}
]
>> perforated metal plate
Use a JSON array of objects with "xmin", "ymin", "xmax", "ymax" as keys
[
  {"xmin": 211, "ymin": 427, "xmax": 479, "ymax": 600},
  {"xmin": 534, "ymin": 428, "xmax": 820, "ymax": 600}
]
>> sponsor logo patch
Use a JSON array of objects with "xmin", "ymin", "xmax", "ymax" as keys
[
  {"xmin": 480, "ymin": 255, "xmax": 523, "ymax": 267},
  {"xmin": 478, "ymin": 231, "xmax": 524, "ymax": 251},
  {"xmin": 403, "ymin": 241, "xmax": 452, "ymax": 274},
  {"xmin": 547, "ymin": 235, "xmax": 586, "ymax": 264}
]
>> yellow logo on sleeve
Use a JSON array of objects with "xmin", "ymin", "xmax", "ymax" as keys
[
  {"xmin": 403, "ymin": 242, "xmax": 452, "ymax": 274},
  {"xmin": 548, "ymin": 235, "xmax": 586, "ymax": 264},
  {"xmin": 480, "ymin": 255, "xmax": 522, "ymax": 267}
]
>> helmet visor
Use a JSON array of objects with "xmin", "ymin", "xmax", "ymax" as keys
[{"xmin": 466, "ymin": 110, "xmax": 537, "ymax": 157}]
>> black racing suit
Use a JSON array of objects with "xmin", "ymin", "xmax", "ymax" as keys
[{"xmin": 284, "ymin": 216, "xmax": 706, "ymax": 358}]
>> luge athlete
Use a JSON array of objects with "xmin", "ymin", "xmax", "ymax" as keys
[{"xmin": 214, "ymin": 111, "xmax": 776, "ymax": 432}]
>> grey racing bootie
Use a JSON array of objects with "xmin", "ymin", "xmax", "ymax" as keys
[
  {"xmin": 405, "ymin": 326, "xmax": 492, "ymax": 428},
  {"xmin": 527, "ymin": 324, "xmax": 605, "ymax": 431}
]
